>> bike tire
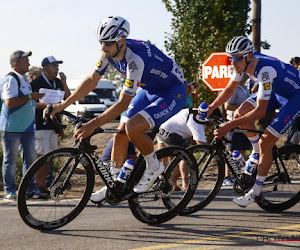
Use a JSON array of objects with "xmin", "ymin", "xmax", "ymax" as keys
[
  {"xmin": 257, "ymin": 144, "xmax": 300, "ymax": 212},
  {"xmin": 128, "ymin": 146, "xmax": 198, "ymax": 224},
  {"xmin": 180, "ymin": 144, "xmax": 225, "ymax": 215},
  {"xmin": 17, "ymin": 148, "xmax": 95, "ymax": 231}
]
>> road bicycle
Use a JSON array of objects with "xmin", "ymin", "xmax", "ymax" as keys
[
  {"xmin": 17, "ymin": 109, "xmax": 198, "ymax": 231},
  {"xmin": 180, "ymin": 111, "xmax": 300, "ymax": 215}
]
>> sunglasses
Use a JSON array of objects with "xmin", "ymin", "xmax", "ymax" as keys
[
  {"xmin": 101, "ymin": 41, "xmax": 116, "ymax": 47},
  {"xmin": 228, "ymin": 54, "xmax": 248, "ymax": 62}
]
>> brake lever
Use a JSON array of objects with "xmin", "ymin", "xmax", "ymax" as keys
[{"xmin": 74, "ymin": 122, "xmax": 82, "ymax": 146}]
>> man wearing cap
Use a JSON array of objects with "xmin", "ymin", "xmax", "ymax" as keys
[
  {"xmin": 30, "ymin": 56, "xmax": 71, "ymax": 195},
  {"xmin": 0, "ymin": 50, "xmax": 44, "ymax": 201}
]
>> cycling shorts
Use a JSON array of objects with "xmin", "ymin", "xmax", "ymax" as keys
[
  {"xmin": 246, "ymin": 92, "xmax": 300, "ymax": 138},
  {"xmin": 120, "ymin": 85, "xmax": 186, "ymax": 129}
]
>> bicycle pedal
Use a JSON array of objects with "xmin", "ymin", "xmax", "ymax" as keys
[{"xmin": 96, "ymin": 200, "xmax": 106, "ymax": 208}]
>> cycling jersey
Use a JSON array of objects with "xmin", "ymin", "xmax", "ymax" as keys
[
  {"xmin": 231, "ymin": 52, "xmax": 300, "ymax": 138},
  {"xmin": 95, "ymin": 39, "xmax": 185, "ymax": 96},
  {"xmin": 95, "ymin": 39, "xmax": 186, "ymax": 128}
]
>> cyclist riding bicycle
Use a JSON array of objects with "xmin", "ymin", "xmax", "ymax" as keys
[
  {"xmin": 208, "ymin": 36, "xmax": 300, "ymax": 207},
  {"xmin": 48, "ymin": 16, "xmax": 186, "ymax": 203}
]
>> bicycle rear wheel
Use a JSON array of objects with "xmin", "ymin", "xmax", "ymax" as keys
[
  {"xmin": 257, "ymin": 144, "xmax": 300, "ymax": 212},
  {"xmin": 128, "ymin": 146, "xmax": 198, "ymax": 224},
  {"xmin": 18, "ymin": 148, "xmax": 95, "ymax": 230},
  {"xmin": 180, "ymin": 144, "xmax": 225, "ymax": 215}
]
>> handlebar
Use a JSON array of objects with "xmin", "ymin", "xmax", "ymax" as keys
[
  {"xmin": 43, "ymin": 103, "xmax": 125, "ymax": 137},
  {"xmin": 190, "ymin": 108, "xmax": 263, "ymax": 135}
]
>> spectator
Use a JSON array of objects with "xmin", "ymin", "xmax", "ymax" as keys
[
  {"xmin": 28, "ymin": 66, "xmax": 42, "ymax": 82},
  {"xmin": 185, "ymin": 81, "xmax": 200, "ymax": 108},
  {"xmin": 0, "ymin": 50, "xmax": 44, "ymax": 201},
  {"xmin": 30, "ymin": 56, "xmax": 71, "ymax": 196},
  {"xmin": 290, "ymin": 57, "xmax": 300, "ymax": 70},
  {"xmin": 223, "ymin": 75, "xmax": 252, "ymax": 186},
  {"xmin": 157, "ymin": 108, "xmax": 206, "ymax": 190}
]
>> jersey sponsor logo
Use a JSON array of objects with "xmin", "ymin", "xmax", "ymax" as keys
[
  {"xmin": 154, "ymin": 54, "xmax": 164, "ymax": 62},
  {"xmin": 263, "ymin": 82, "xmax": 271, "ymax": 90},
  {"xmin": 160, "ymin": 102, "xmax": 167, "ymax": 109},
  {"xmin": 154, "ymin": 100, "xmax": 177, "ymax": 119},
  {"xmin": 128, "ymin": 61, "xmax": 138, "ymax": 73},
  {"xmin": 261, "ymin": 72, "xmax": 270, "ymax": 81},
  {"xmin": 125, "ymin": 79, "xmax": 134, "ymax": 88},
  {"xmin": 284, "ymin": 77, "xmax": 300, "ymax": 89},
  {"xmin": 287, "ymin": 70, "xmax": 297, "ymax": 78},
  {"xmin": 150, "ymin": 68, "xmax": 168, "ymax": 79},
  {"xmin": 174, "ymin": 93, "xmax": 184, "ymax": 99},
  {"xmin": 142, "ymin": 41, "xmax": 152, "ymax": 57},
  {"xmin": 96, "ymin": 60, "xmax": 102, "ymax": 67},
  {"xmin": 284, "ymin": 114, "xmax": 290, "ymax": 124}
]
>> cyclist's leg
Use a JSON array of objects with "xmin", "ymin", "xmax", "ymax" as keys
[
  {"xmin": 111, "ymin": 122, "xmax": 129, "ymax": 168},
  {"xmin": 233, "ymin": 96, "xmax": 300, "ymax": 207},
  {"xmin": 126, "ymin": 85, "xmax": 186, "ymax": 192}
]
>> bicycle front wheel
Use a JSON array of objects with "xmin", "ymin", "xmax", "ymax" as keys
[
  {"xmin": 18, "ymin": 148, "xmax": 95, "ymax": 231},
  {"xmin": 257, "ymin": 144, "xmax": 300, "ymax": 212},
  {"xmin": 128, "ymin": 146, "xmax": 198, "ymax": 224},
  {"xmin": 180, "ymin": 144, "xmax": 225, "ymax": 215}
]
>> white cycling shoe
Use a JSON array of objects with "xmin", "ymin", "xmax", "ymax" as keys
[
  {"xmin": 232, "ymin": 190, "xmax": 257, "ymax": 207},
  {"xmin": 90, "ymin": 166, "xmax": 120, "ymax": 203},
  {"xmin": 133, "ymin": 164, "xmax": 164, "ymax": 193},
  {"xmin": 90, "ymin": 186, "xmax": 107, "ymax": 203}
]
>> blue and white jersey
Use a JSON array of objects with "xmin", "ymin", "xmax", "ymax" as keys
[
  {"xmin": 232, "ymin": 52, "xmax": 300, "ymax": 101},
  {"xmin": 95, "ymin": 39, "xmax": 184, "ymax": 96}
]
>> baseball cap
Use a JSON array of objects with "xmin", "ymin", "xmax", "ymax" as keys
[
  {"xmin": 41, "ymin": 56, "xmax": 63, "ymax": 67},
  {"xmin": 10, "ymin": 50, "xmax": 32, "ymax": 66}
]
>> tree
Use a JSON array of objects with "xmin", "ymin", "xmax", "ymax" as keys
[{"xmin": 162, "ymin": 0, "xmax": 251, "ymax": 105}]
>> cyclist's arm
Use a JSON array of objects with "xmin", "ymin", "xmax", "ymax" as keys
[
  {"xmin": 87, "ymin": 91, "xmax": 133, "ymax": 129},
  {"xmin": 226, "ymin": 66, "xmax": 275, "ymax": 128},
  {"xmin": 208, "ymin": 76, "xmax": 241, "ymax": 116}
]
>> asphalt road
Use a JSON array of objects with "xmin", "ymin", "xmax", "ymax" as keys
[{"xmin": 1, "ymin": 187, "xmax": 300, "ymax": 250}]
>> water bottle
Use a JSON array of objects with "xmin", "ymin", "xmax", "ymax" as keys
[
  {"xmin": 198, "ymin": 102, "xmax": 209, "ymax": 121},
  {"xmin": 232, "ymin": 150, "xmax": 246, "ymax": 169},
  {"xmin": 244, "ymin": 153, "xmax": 259, "ymax": 176},
  {"xmin": 117, "ymin": 159, "xmax": 135, "ymax": 183}
]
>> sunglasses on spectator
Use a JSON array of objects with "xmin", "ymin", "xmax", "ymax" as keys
[
  {"xmin": 101, "ymin": 41, "xmax": 116, "ymax": 47},
  {"xmin": 228, "ymin": 54, "xmax": 248, "ymax": 62}
]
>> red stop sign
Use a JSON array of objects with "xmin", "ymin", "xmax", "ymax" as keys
[{"xmin": 201, "ymin": 52, "xmax": 233, "ymax": 92}]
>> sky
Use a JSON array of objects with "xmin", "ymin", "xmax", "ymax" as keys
[{"xmin": 0, "ymin": 0, "xmax": 298, "ymax": 80}]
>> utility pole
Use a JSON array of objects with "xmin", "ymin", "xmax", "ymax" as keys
[{"xmin": 252, "ymin": 0, "xmax": 261, "ymax": 52}]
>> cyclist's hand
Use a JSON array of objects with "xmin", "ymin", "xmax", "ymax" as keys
[
  {"xmin": 43, "ymin": 103, "xmax": 65, "ymax": 120},
  {"xmin": 73, "ymin": 122, "xmax": 94, "ymax": 140},
  {"xmin": 213, "ymin": 122, "xmax": 231, "ymax": 139}
]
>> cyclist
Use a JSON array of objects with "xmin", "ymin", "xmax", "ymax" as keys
[
  {"xmin": 208, "ymin": 36, "xmax": 300, "ymax": 207},
  {"xmin": 48, "ymin": 16, "xmax": 186, "ymax": 202}
]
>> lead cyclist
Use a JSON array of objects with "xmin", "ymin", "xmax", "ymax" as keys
[
  {"xmin": 208, "ymin": 36, "xmax": 300, "ymax": 207},
  {"xmin": 48, "ymin": 16, "xmax": 186, "ymax": 203}
]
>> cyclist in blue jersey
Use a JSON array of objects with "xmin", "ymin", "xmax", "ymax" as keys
[
  {"xmin": 49, "ymin": 16, "xmax": 186, "ymax": 202},
  {"xmin": 208, "ymin": 36, "xmax": 300, "ymax": 207}
]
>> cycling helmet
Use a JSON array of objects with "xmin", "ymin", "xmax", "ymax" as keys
[
  {"xmin": 97, "ymin": 16, "xmax": 130, "ymax": 42},
  {"xmin": 225, "ymin": 36, "xmax": 253, "ymax": 56}
]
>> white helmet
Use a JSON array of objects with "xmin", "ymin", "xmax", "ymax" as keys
[
  {"xmin": 97, "ymin": 16, "xmax": 130, "ymax": 42},
  {"xmin": 225, "ymin": 36, "xmax": 253, "ymax": 56}
]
